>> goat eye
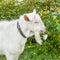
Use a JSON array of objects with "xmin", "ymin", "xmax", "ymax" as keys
[{"xmin": 35, "ymin": 22, "xmax": 39, "ymax": 23}]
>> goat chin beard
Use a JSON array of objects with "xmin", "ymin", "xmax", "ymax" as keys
[{"xmin": 34, "ymin": 31, "xmax": 42, "ymax": 45}]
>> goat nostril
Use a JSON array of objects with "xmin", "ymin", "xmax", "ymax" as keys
[
  {"xmin": 30, "ymin": 31, "xmax": 34, "ymax": 33},
  {"xmin": 41, "ymin": 30, "xmax": 43, "ymax": 32}
]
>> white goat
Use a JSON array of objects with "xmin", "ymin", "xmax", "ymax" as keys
[{"xmin": 0, "ymin": 9, "xmax": 48, "ymax": 60}]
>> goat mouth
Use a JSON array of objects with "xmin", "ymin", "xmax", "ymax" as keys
[{"xmin": 30, "ymin": 31, "xmax": 34, "ymax": 33}]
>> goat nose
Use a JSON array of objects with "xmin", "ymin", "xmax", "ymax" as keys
[{"xmin": 40, "ymin": 30, "xmax": 43, "ymax": 32}]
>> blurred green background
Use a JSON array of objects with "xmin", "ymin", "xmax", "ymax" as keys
[{"xmin": 0, "ymin": 0, "xmax": 60, "ymax": 60}]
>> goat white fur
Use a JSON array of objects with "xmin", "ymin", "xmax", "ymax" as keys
[{"xmin": 0, "ymin": 9, "xmax": 47, "ymax": 60}]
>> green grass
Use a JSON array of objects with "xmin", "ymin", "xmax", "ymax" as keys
[{"xmin": 0, "ymin": 0, "xmax": 60, "ymax": 60}]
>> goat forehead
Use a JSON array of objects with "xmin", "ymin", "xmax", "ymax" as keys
[
  {"xmin": 28, "ymin": 14, "xmax": 40, "ymax": 21},
  {"xmin": 27, "ymin": 14, "xmax": 35, "ymax": 18}
]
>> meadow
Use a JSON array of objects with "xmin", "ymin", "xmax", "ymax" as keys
[{"xmin": 0, "ymin": 0, "xmax": 60, "ymax": 60}]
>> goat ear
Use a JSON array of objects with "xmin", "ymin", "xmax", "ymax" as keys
[
  {"xmin": 33, "ymin": 9, "xmax": 36, "ymax": 14},
  {"xmin": 24, "ymin": 15, "xmax": 30, "ymax": 21}
]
